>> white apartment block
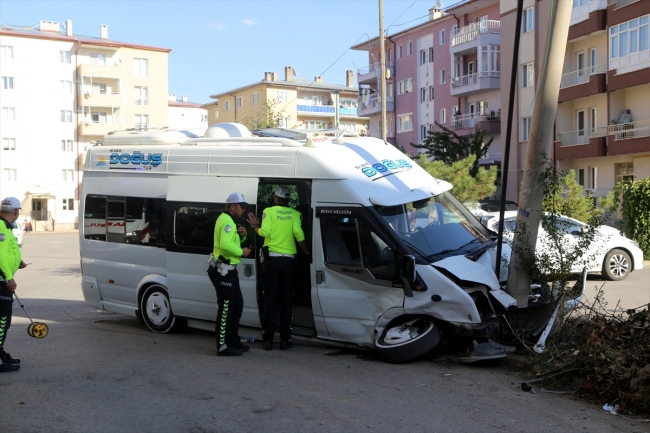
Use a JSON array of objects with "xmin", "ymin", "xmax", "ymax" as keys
[
  {"xmin": 167, "ymin": 94, "xmax": 208, "ymax": 130},
  {"xmin": 0, "ymin": 20, "xmax": 170, "ymax": 230}
]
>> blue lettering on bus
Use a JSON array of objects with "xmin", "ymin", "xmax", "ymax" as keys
[
  {"xmin": 109, "ymin": 151, "xmax": 163, "ymax": 167},
  {"xmin": 359, "ymin": 158, "xmax": 412, "ymax": 178}
]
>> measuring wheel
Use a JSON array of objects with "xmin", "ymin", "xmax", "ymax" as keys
[{"xmin": 28, "ymin": 322, "xmax": 49, "ymax": 339}]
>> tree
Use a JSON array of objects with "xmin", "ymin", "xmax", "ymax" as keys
[
  {"xmin": 418, "ymin": 154, "xmax": 497, "ymax": 203},
  {"xmin": 611, "ymin": 177, "xmax": 650, "ymax": 257},
  {"xmin": 412, "ymin": 122, "xmax": 493, "ymax": 177},
  {"xmin": 240, "ymin": 98, "xmax": 290, "ymax": 131},
  {"xmin": 541, "ymin": 169, "xmax": 616, "ymax": 223}
]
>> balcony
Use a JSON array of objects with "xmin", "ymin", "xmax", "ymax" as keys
[
  {"xmin": 608, "ymin": 0, "xmax": 641, "ymax": 9},
  {"xmin": 78, "ymin": 63, "xmax": 121, "ymax": 79},
  {"xmin": 358, "ymin": 95, "xmax": 395, "ymax": 116},
  {"xmin": 569, "ymin": 0, "xmax": 607, "ymax": 39},
  {"xmin": 79, "ymin": 121, "xmax": 123, "ymax": 136},
  {"xmin": 297, "ymin": 105, "xmax": 335, "ymax": 116},
  {"xmin": 607, "ymin": 119, "xmax": 650, "ymax": 155},
  {"xmin": 554, "ymin": 127, "xmax": 608, "ymax": 159},
  {"xmin": 451, "ymin": 113, "xmax": 501, "ymax": 135},
  {"xmin": 450, "ymin": 21, "xmax": 500, "ymax": 56},
  {"xmin": 558, "ymin": 65, "xmax": 607, "ymax": 102},
  {"xmin": 450, "ymin": 71, "xmax": 500, "ymax": 97},
  {"xmin": 357, "ymin": 62, "xmax": 395, "ymax": 85},
  {"xmin": 80, "ymin": 91, "xmax": 122, "ymax": 107}
]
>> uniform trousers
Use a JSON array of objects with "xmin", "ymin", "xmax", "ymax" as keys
[
  {"xmin": 208, "ymin": 268, "xmax": 243, "ymax": 351},
  {"xmin": 261, "ymin": 256, "xmax": 296, "ymax": 342},
  {"xmin": 0, "ymin": 281, "xmax": 13, "ymax": 353}
]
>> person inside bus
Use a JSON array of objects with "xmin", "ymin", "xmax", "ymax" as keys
[
  {"xmin": 247, "ymin": 186, "xmax": 309, "ymax": 351},
  {"xmin": 207, "ymin": 192, "xmax": 252, "ymax": 357}
]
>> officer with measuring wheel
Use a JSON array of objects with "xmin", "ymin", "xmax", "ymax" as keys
[
  {"xmin": 0, "ymin": 197, "xmax": 27, "ymax": 372},
  {"xmin": 247, "ymin": 186, "xmax": 309, "ymax": 351},
  {"xmin": 208, "ymin": 192, "xmax": 252, "ymax": 357}
]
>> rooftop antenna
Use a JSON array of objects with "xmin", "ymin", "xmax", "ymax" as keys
[{"xmin": 435, "ymin": 0, "xmax": 442, "ymax": 10}]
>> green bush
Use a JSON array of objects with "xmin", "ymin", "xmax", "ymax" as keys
[{"xmin": 612, "ymin": 178, "xmax": 650, "ymax": 258}]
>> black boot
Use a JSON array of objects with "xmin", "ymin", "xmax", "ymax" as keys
[
  {"xmin": 263, "ymin": 340, "xmax": 273, "ymax": 351},
  {"xmin": 0, "ymin": 351, "xmax": 20, "ymax": 365},
  {"xmin": 0, "ymin": 363, "xmax": 20, "ymax": 372},
  {"xmin": 280, "ymin": 339, "xmax": 293, "ymax": 350},
  {"xmin": 216, "ymin": 346, "xmax": 243, "ymax": 357}
]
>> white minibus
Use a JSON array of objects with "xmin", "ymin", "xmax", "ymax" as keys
[{"xmin": 79, "ymin": 123, "xmax": 556, "ymax": 363}]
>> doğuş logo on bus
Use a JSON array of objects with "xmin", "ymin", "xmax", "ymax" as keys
[
  {"xmin": 109, "ymin": 151, "xmax": 163, "ymax": 167},
  {"xmin": 359, "ymin": 159, "xmax": 412, "ymax": 179}
]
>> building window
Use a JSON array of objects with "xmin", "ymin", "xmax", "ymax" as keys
[
  {"xmin": 2, "ymin": 76, "xmax": 14, "ymax": 90},
  {"xmin": 452, "ymin": 25, "xmax": 458, "ymax": 37},
  {"xmin": 89, "ymin": 53, "xmax": 106, "ymax": 66},
  {"xmin": 428, "ymin": 47, "xmax": 434, "ymax": 63},
  {"xmin": 60, "ymin": 110, "xmax": 72, "ymax": 123},
  {"xmin": 420, "ymin": 49, "xmax": 427, "ymax": 65},
  {"xmin": 522, "ymin": 63, "xmax": 534, "ymax": 87},
  {"xmin": 429, "ymin": 86, "xmax": 434, "ymax": 101},
  {"xmin": 615, "ymin": 162, "xmax": 634, "ymax": 183},
  {"xmin": 2, "ymin": 138, "xmax": 16, "ymax": 150},
  {"xmin": 522, "ymin": 7, "xmax": 535, "ymax": 33},
  {"xmin": 398, "ymin": 78, "xmax": 412, "ymax": 95},
  {"xmin": 59, "ymin": 50, "xmax": 72, "ymax": 63},
  {"xmin": 3, "ymin": 107, "xmax": 16, "ymax": 120},
  {"xmin": 279, "ymin": 117, "xmax": 289, "ymax": 128},
  {"xmin": 440, "ymin": 108, "xmax": 446, "ymax": 124},
  {"xmin": 407, "ymin": 41, "xmax": 413, "ymax": 55},
  {"xmin": 387, "ymin": 48, "xmax": 393, "ymax": 63},
  {"xmin": 3, "ymin": 168, "xmax": 17, "ymax": 181},
  {"xmin": 134, "ymin": 58, "xmax": 148, "ymax": 78},
  {"xmin": 610, "ymin": 16, "xmax": 649, "ymax": 60},
  {"xmin": 236, "ymin": 96, "xmax": 243, "ymax": 108},
  {"xmin": 252, "ymin": 92, "xmax": 259, "ymax": 104},
  {"xmin": 214, "ymin": 109, "xmax": 219, "ymax": 118},
  {"xmin": 478, "ymin": 100, "xmax": 488, "ymax": 115},
  {"xmin": 440, "ymin": 29, "xmax": 446, "ymax": 45},
  {"xmin": 576, "ymin": 167, "xmax": 585, "ymax": 186},
  {"xmin": 440, "ymin": 69, "xmax": 446, "ymax": 84},
  {"xmin": 135, "ymin": 114, "xmax": 149, "ymax": 130},
  {"xmin": 60, "ymin": 80, "xmax": 72, "ymax": 93},
  {"xmin": 453, "ymin": 105, "xmax": 458, "ymax": 118},
  {"xmin": 420, "ymin": 125, "xmax": 428, "ymax": 140},
  {"xmin": 588, "ymin": 166, "xmax": 597, "ymax": 190},
  {"xmin": 397, "ymin": 114, "xmax": 413, "ymax": 131},
  {"xmin": 91, "ymin": 112, "xmax": 107, "ymax": 124},
  {"xmin": 276, "ymin": 91, "xmax": 288, "ymax": 102},
  {"xmin": 62, "ymin": 169, "xmax": 74, "ymax": 182},
  {"xmin": 134, "ymin": 87, "xmax": 148, "ymax": 105},
  {"xmin": 224, "ymin": 100, "xmax": 231, "ymax": 111},
  {"xmin": 420, "ymin": 87, "xmax": 427, "ymax": 102},
  {"xmin": 397, "ymin": 45, "xmax": 403, "ymax": 59},
  {"xmin": 1, "ymin": 45, "xmax": 13, "ymax": 59},
  {"xmin": 62, "ymin": 198, "xmax": 75, "ymax": 211},
  {"xmin": 521, "ymin": 117, "xmax": 532, "ymax": 141},
  {"xmin": 62, "ymin": 140, "xmax": 73, "ymax": 152}
]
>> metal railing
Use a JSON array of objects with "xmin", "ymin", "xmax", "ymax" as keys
[
  {"xmin": 608, "ymin": 0, "xmax": 640, "ymax": 8},
  {"xmin": 560, "ymin": 64, "xmax": 606, "ymax": 89},
  {"xmin": 135, "ymin": 123, "xmax": 149, "ymax": 130},
  {"xmin": 451, "ymin": 20, "xmax": 500, "ymax": 47},
  {"xmin": 556, "ymin": 126, "xmax": 608, "ymax": 146},
  {"xmin": 338, "ymin": 107, "xmax": 358, "ymax": 116},
  {"xmin": 608, "ymin": 119, "xmax": 650, "ymax": 140},
  {"xmin": 134, "ymin": 98, "xmax": 149, "ymax": 106},
  {"xmin": 451, "ymin": 71, "xmax": 500, "ymax": 88},
  {"xmin": 451, "ymin": 113, "xmax": 500, "ymax": 129},
  {"xmin": 358, "ymin": 62, "xmax": 394, "ymax": 75},
  {"xmin": 296, "ymin": 105, "xmax": 335, "ymax": 114}
]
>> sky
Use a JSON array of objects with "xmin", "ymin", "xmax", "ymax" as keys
[{"xmin": 1, "ymin": 0, "xmax": 451, "ymax": 104}]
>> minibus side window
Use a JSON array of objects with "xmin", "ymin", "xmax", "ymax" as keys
[
  {"xmin": 84, "ymin": 196, "xmax": 107, "ymax": 241},
  {"xmin": 106, "ymin": 200, "xmax": 126, "ymax": 243}
]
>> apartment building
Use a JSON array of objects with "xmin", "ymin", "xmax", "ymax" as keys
[
  {"xmin": 502, "ymin": 0, "xmax": 650, "ymax": 202},
  {"xmin": 168, "ymin": 94, "xmax": 208, "ymax": 129},
  {"xmin": 0, "ymin": 20, "xmax": 170, "ymax": 230},
  {"xmin": 351, "ymin": 0, "xmax": 503, "ymax": 167},
  {"xmin": 205, "ymin": 67, "xmax": 368, "ymax": 134}
]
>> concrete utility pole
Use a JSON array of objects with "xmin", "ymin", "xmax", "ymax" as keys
[
  {"xmin": 379, "ymin": 0, "xmax": 387, "ymax": 141},
  {"xmin": 506, "ymin": 0, "xmax": 573, "ymax": 306}
]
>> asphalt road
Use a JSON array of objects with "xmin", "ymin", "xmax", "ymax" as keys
[{"xmin": 1, "ymin": 232, "xmax": 648, "ymax": 433}]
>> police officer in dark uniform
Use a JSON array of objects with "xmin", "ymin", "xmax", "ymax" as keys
[
  {"xmin": 247, "ymin": 186, "xmax": 309, "ymax": 350},
  {"xmin": 0, "ymin": 197, "xmax": 27, "ymax": 372},
  {"xmin": 207, "ymin": 192, "xmax": 252, "ymax": 356}
]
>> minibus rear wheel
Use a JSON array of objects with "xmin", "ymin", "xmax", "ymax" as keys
[
  {"xmin": 140, "ymin": 284, "xmax": 176, "ymax": 333},
  {"xmin": 375, "ymin": 317, "xmax": 440, "ymax": 363}
]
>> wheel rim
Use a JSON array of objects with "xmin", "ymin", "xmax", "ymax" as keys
[
  {"xmin": 608, "ymin": 253, "xmax": 629, "ymax": 278},
  {"xmin": 145, "ymin": 291, "xmax": 171, "ymax": 326},
  {"xmin": 382, "ymin": 319, "xmax": 429, "ymax": 346}
]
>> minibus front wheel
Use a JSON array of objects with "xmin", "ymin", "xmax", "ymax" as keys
[
  {"xmin": 374, "ymin": 317, "xmax": 441, "ymax": 363},
  {"xmin": 140, "ymin": 284, "xmax": 177, "ymax": 333}
]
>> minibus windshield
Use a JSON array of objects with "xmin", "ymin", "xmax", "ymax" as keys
[{"xmin": 374, "ymin": 191, "xmax": 493, "ymax": 261}]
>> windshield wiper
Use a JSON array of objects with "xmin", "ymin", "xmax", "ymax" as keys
[{"xmin": 426, "ymin": 237, "xmax": 489, "ymax": 261}]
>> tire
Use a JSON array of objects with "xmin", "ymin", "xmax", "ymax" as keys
[
  {"xmin": 140, "ymin": 284, "xmax": 176, "ymax": 333},
  {"xmin": 603, "ymin": 249, "xmax": 632, "ymax": 281},
  {"xmin": 375, "ymin": 317, "xmax": 441, "ymax": 363}
]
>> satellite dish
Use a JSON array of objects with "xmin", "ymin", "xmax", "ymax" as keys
[
  {"xmin": 435, "ymin": 0, "xmax": 442, "ymax": 9},
  {"xmin": 292, "ymin": 69, "xmax": 297, "ymax": 78}
]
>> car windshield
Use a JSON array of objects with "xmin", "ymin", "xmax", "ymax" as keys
[{"xmin": 374, "ymin": 191, "xmax": 492, "ymax": 261}]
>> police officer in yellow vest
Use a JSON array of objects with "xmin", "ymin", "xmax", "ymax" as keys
[
  {"xmin": 0, "ymin": 197, "xmax": 27, "ymax": 372},
  {"xmin": 247, "ymin": 186, "xmax": 309, "ymax": 351},
  {"xmin": 207, "ymin": 192, "xmax": 252, "ymax": 357}
]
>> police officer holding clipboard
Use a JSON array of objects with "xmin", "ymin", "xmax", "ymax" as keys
[
  {"xmin": 247, "ymin": 186, "xmax": 309, "ymax": 351},
  {"xmin": 208, "ymin": 192, "xmax": 252, "ymax": 357}
]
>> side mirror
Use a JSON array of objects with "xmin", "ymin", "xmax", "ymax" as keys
[{"xmin": 402, "ymin": 254, "xmax": 416, "ymax": 284}]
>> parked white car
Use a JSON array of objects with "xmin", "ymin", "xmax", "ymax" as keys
[
  {"xmin": 12, "ymin": 222, "xmax": 23, "ymax": 247},
  {"xmin": 484, "ymin": 214, "xmax": 644, "ymax": 281}
]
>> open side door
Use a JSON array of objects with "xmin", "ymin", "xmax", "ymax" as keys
[{"xmin": 165, "ymin": 176, "xmax": 260, "ymax": 326}]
